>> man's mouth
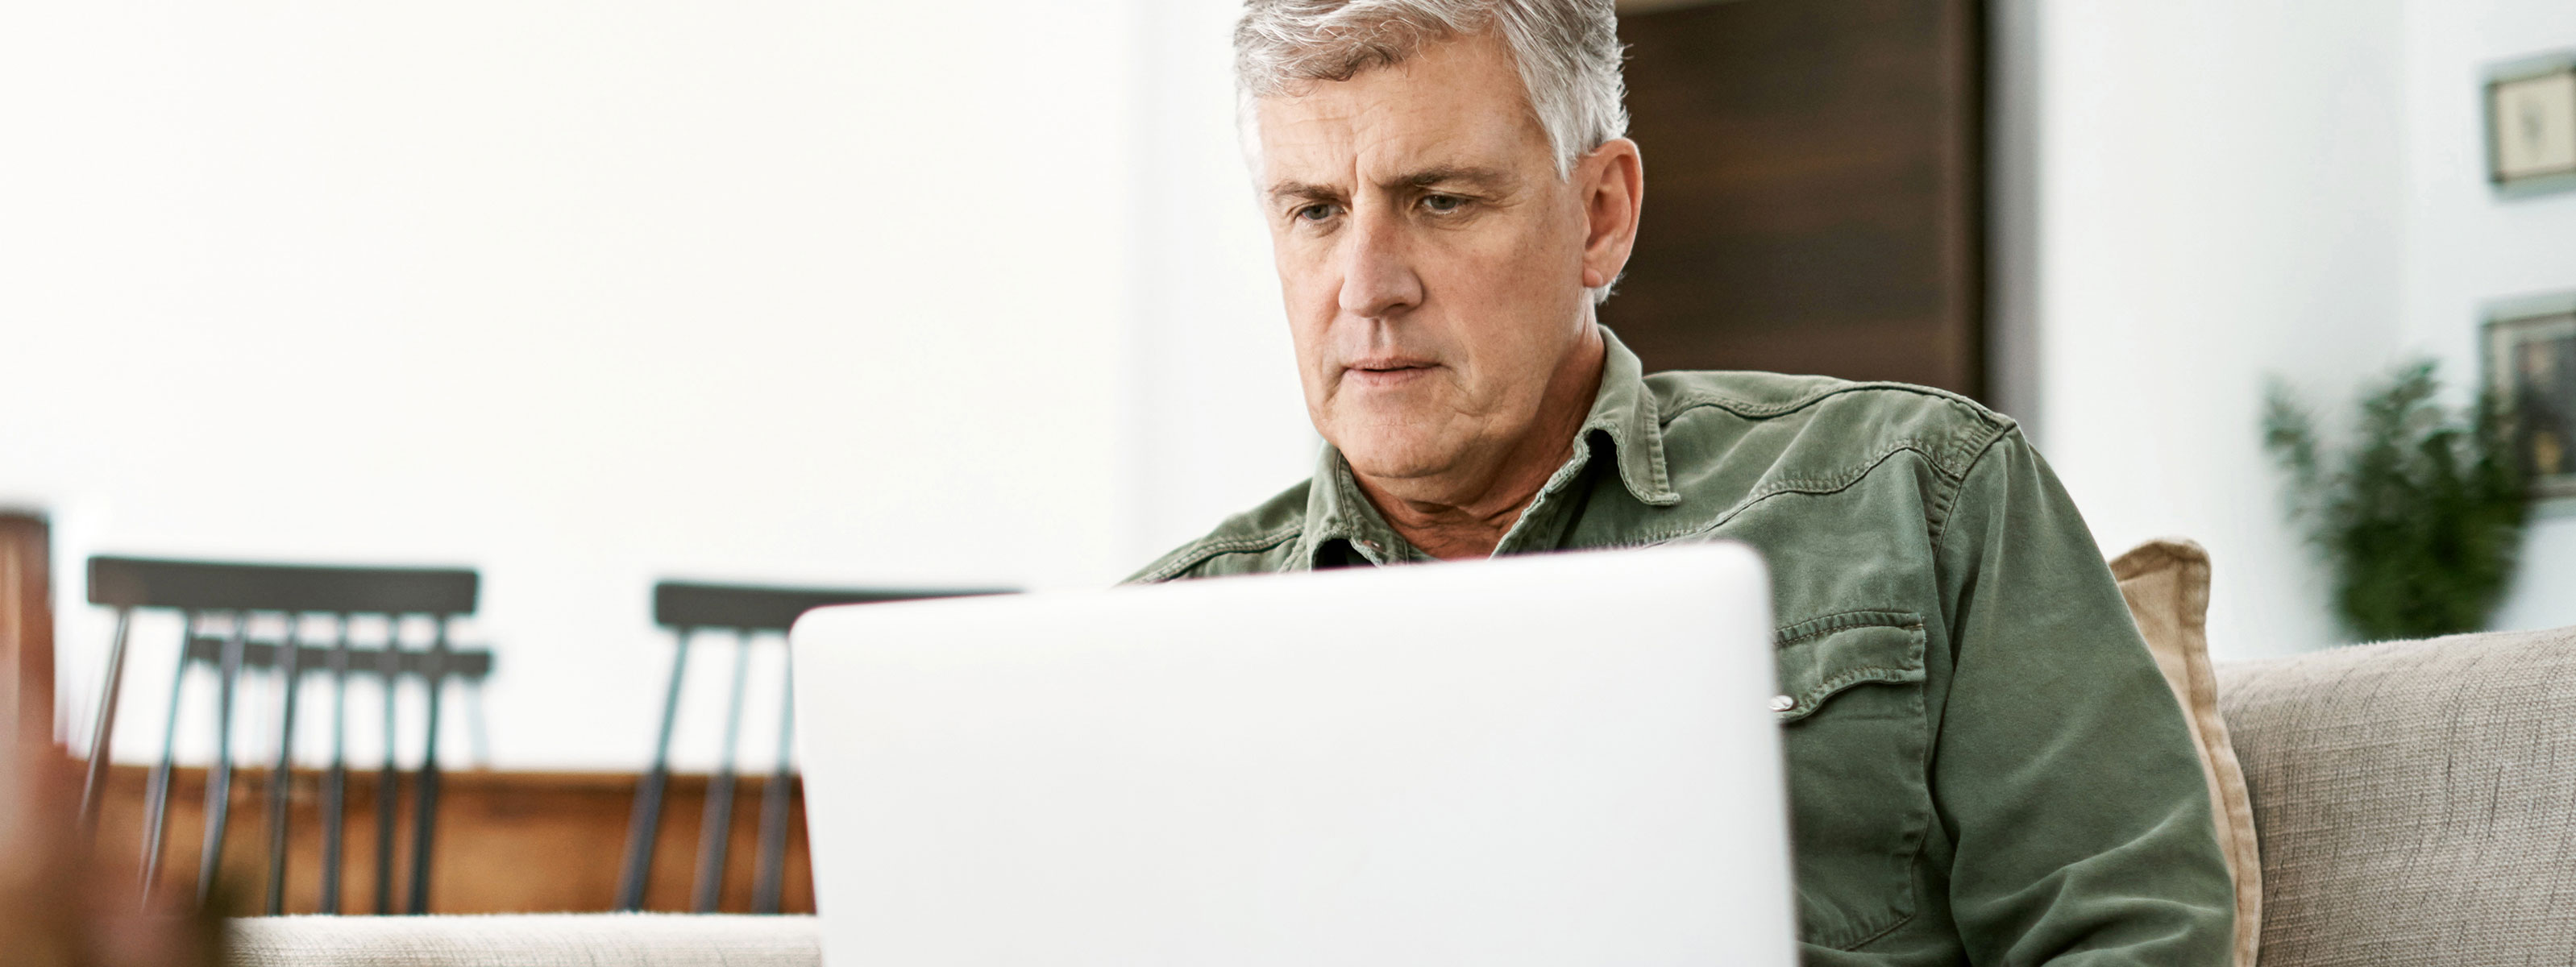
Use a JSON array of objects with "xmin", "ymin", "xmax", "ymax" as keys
[{"xmin": 1343, "ymin": 360, "xmax": 1437, "ymax": 388}]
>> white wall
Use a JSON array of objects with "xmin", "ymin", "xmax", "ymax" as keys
[
  {"xmin": 1121, "ymin": 0, "xmax": 1318, "ymax": 568},
  {"xmin": 2017, "ymin": 0, "xmax": 2408, "ymax": 658},
  {"xmin": 0, "ymin": 2, "xmax": 1300, "ymax": 770},
  {"xmin": 2013, "ymin": 0, "xmax": 2576, "ymax": 658},
  {"xmin": 2395, "ymin": 0, "xmax": 2576, "ymax": 635}
]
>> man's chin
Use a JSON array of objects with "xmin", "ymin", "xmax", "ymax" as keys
[{"xmin": 1328, "ymin": 430, "xmax": 1466, "ymax": 484}]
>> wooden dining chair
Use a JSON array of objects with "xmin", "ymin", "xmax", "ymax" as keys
[
  {"xmin": 616, "ymin": 580, "xmax": 1010, "ymax": 914},
  {"xmin": 77, "ymin": 556, "xmax": 492, "ymax": 915}
]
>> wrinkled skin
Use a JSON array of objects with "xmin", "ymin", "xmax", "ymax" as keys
[{"xmin": 1253, "ymin": 30, "xmax": 1643, "ymax": 558}]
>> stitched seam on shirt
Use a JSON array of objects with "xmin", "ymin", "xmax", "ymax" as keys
[
  {"xmin": 1776, "ymin": 669, "xmax": 1926, "ymax": 726},
  {"xmin": 1659, "ymin": 385, "xmax": 2012, "ymax": 486},
  {"xmin": 1659, "ymin": 380, "xmax": 2005, "ymax": 426},
  {"xmin": 1631, "ymin": 442, "xmax": 1942, "ymax": 546},
  {"xmin": 1757, "ymin": 438, "xmax": 1947, "ymax": 491},
  {"xmin": 1941, "ymin": 415, "xmax": 2011, "ymax": 479},
  {"xmin": 1808, "ymin": 666, "xmax": 1922, "ymax": 695},
  {"xmin": 1925, "ymin": 425, "xmax": 2014, "ymax": 550},
  {"xmin": 1775, "ymin": 609, "xmax": 1925, "ymax": 647},
  {"xmin": 1775, "ymin": 620, "xmax": 1928, "ymax": 724},
  {"xmin": 1840, "ymin": 908, "xmax": 1920, "ymax": 952},
  {"xmin": 1132, "ymin": 521, "xmax": 1304, "ymax": 583},
  {"xmin": 1657, "ymin": 381, "xmax": 1942, "ymax": 418},
  {"xmin": 1592, "ymin": 442, "xmax": 1943, "ymax": 550},
  {"xmin": 1860, "ymin": 645, "xmax": 1943, "ymax": 954}
]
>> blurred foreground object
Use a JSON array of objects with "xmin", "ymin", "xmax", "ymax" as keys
[
  {"xmin": 3, "ymin": 513, "xmax": 54, "ymax": 752},
  {"xmin": 2, "ymin": 741, "xmax": 223, "ymax": 967},
  {"xmin": 2262, "ymin": 360, "xmax": 2529, "ymax": 641},
  {"xmin": 0, "ymin": 514, "xmax": 220, "ymax": 967}
]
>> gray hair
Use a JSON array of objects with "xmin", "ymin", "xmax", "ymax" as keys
[{"xmin": 1234, "ymin": 0, "xmax": 1629, "ymax": 178}]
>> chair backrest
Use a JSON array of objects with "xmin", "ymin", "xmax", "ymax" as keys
[
  {"xmin": 79, "ymin": 555, "xmax": 489, "ymax": 915},
  {"xmin": 618, "ymin": 580, "xmax": 1011, "ymax": 913}
]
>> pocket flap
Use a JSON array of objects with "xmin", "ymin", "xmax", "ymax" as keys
[{"xmin": 1772, "ymin": 611, "xmax": 1927, "ymax": 724}]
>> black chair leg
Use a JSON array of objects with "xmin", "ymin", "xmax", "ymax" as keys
[
  {"xmin": 140, "ymin": 610, "xmax": 196, "ymax": 901},
  {"xmin": 79, "ymin": 607, "xmax": 135, "ymax": 834},
  {"xmin": 263, "ymin": 617, "xmax": 305, "ymax": 915},
  {"xmin": 752, "ymin": 651, "xmax": 796, "ymax": 915},
  {"xmin": 691, "ymin": 633, "xmax": 756, "ymax": 912},
  {"xmin": 405, "ymin": 619, "xmax": 449, "ymax": 914},
  {"xmin": 375, "ymin": 618, "xmax": 403, "ymax": 915},
  {"xmin": 197, "ymin": 614, "xmax": 250, "ymax": 907},
  {"xmin": 320, "ymin": 616, "xmax": 350, "ymax": 915},
  {"xmin": 617, "ymin": 626, "xmax": 695, "ymax": 911}
]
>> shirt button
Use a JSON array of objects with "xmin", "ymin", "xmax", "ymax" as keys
[{"xmin": 1768, "ymin": 694, "xmax": 1796, "ymax": 713}]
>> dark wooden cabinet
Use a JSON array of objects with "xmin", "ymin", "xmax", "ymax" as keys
[{"xmin": 1606, "ymin": 0, "xmax": 1985, "ymax": 398}]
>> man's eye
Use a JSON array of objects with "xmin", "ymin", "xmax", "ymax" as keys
[
  {"xmin": 1422, "ymin": 193, "xmax": 1466, "ymax": 214},
  {"xmin": 1294, "ymin": 203, "xmax": 1337, "ymax": 222}
]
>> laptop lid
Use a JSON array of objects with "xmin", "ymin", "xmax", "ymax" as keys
[{"xmin": 791, "ymin": 542, "xmax": 1794, "ymax": 966}]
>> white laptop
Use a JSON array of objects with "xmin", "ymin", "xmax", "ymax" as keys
[{"xmin": 789, "ymin": 542, "xmax": 1796, "ymax": 966}]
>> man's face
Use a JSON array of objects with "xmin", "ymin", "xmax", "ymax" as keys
[{"xmin": 1253, "ymin": 33, "xmax": 1606, "ymax": 484}]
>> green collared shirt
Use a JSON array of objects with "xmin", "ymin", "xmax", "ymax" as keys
[{"xmin": 1129, "ymin": 329, "xmax": 2234, "ymax": 965}]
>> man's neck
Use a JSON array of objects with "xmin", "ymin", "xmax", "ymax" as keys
[{"xmin": 1349, "ymin": 329, "xmax": 1607, "ymax": 560}]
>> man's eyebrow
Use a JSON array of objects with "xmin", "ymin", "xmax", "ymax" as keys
[
  {"xmin": 1387, "ymin": 165, "xmax": 1515, "ymax": 191},
  {"xmin": 1265, "ymin": 181, "xmax": 1344, "ymax": 204},
  {"xmin": 1263, "ymin": 166, "xmax": 1517, "ymax": 205}
]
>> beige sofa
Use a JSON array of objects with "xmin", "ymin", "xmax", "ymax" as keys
[
  {"xmin": 226, "ymin": 913, "xmax": 819, "ymax": 966},
  {"xmin": 226, "ymin": 548, "xmax": 2576, "ymax": 966},
  {"xmin": 2220, "ymin": 624, "xmax": 2576, "ymax": 965}
]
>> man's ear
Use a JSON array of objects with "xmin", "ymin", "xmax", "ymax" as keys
[{"xmin": 1577, "ymin": 139, "xmax": 1644, "ymax": 292}]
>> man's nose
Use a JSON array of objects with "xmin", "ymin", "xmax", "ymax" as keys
[{"xmin": 1336, "ymin": 205, "xmax": 1423, "ymax": 320}]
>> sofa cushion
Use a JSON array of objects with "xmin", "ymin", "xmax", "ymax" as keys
[
  {"xmin": 223, "ymin": 913, "xmax": 819, "ymax": 967},
  {"xmin": 2109, "ymin": 538, "xmax": 2260, "ymax": 967},
  {"xmin": 2218, "ymin": 625, "xmax": 2576, "ymax": 966}
]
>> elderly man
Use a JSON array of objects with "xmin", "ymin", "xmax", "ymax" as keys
[{"xmin": 1130, "ymin": 1, "xmax": 2234, "ymax": 964}]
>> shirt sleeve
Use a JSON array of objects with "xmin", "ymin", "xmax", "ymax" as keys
[{"xmin": 1930, "ymin": 430, "xmax": 2236, "ymax": 965}]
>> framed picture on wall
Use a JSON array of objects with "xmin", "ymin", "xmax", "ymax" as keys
[
  {"xmin": 2488, "ymin": 293, "xmax": 2576, "ymax": 500},
  {"xmin": 2487, "ymin": 54, "xmax": 2576, "ymax": 197}
]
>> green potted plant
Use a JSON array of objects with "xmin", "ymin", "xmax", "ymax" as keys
[{"xmin": 2262, "ymin": 359, "xmax": 2531, "ymax": 642}]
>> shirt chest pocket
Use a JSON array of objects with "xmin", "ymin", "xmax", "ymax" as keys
[{"xmin": 1772, "ymin": 611, "xmax": 1932, "ymax": 951}]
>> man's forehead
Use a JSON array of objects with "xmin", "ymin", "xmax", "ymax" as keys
[
  {"xmin": 1249, "ymin": 33, "xmax": 1549, "ymax": 190},
  {"xmin": 1258, "ymin": 98, "xmax": 1501, "ymax": 181}
]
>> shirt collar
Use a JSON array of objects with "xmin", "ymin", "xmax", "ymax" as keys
[
  {"xmin": 1294, "ymin": 325, "xmax": 1679, "ymax": 571},
  {"xmin": 1581, "ymin": 326, "xmax": 1682, "ymax": 508}
]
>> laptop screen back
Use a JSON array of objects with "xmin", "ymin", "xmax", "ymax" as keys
[{"xmin": 791, "ymin": 543, "xmax": 1794, "ymax": 966}]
